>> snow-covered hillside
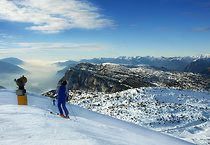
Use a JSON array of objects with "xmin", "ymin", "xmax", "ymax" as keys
[
  {"xmin": 0, "ymin": 89, "xmax": 193, "ymax": 145},
  {"xmin": 67, "ymin": 87, "xmax": 210, "ymax": 145}
]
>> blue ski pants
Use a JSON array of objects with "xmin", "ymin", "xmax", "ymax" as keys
[{"xmin": 57, "ymin": 100, "xmax": 69, "ymax": 115}]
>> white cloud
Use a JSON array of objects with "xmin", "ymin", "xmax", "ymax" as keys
[
  {"xmin": 189, "ymin": 27, "xmax": 210, "ymax": 32},
  {"xmin": 0, "ymin": 42, "xmax": 112, "ymax": 53},
  {"xmin": 0, "ymin": 0, "xmax": 114, "ymax": 33},
  {"xmin": 0, "ymin": 41, "xmax": 6, "ymax": 48},
  {"xmin": 0, "ymin": 33, "xmax": 22, "ymax": 39},
  {"xmin": 0, "ymin": 40, "xmax": 5, "ymax": 44}
]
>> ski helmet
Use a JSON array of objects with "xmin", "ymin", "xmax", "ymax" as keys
[{"xmin": 61, "ymin": 80, "xmax": 67, "ymax": 86}]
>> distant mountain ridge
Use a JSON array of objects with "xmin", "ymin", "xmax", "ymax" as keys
[
  {"xmin": 55, "ymin": 54, "xmax": 210, "ymax": 75},
  {"xmin": 54, "ymin": 60, "xmax": 78, "ymax": 67},
  {"xmin": 0, "ymin": 57, "xmax": 24, "ymax": 65},
  {"xmin": 181, "ymin": 58, "xmax": 210, "ymax": 73},
  {"xmin": 80, "ymin": 56, "xmax": 191, "ymax": 70},
  {"xmin": 0, "ymin": 58, "xmax": 27, "ymax": 74}
]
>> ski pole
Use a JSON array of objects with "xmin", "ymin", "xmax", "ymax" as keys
[
  {"xmin": 44, "ymin": 99, "xmax": 54, "ymax": 115},
  {"xmin": 69, "ymin": 103, "xmax": 77, "ymax": 120}
]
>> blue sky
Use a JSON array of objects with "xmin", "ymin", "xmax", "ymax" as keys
[{"xmin": 0, "ymin": 0, "xmax": 210, "ymax": 62}]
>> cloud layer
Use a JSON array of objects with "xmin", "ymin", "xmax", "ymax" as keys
[
  {"xmin": 189, "ymin": 27, "xmax": 210, "ymax": 32},
  {"xmin": 0, "ymin": 0, "xmax": 113, "ymax": 33},
  {"xmin": 0, "ymin": 42, "xmax": 112, "ymax": 53}
]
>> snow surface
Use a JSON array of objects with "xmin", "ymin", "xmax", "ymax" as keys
[
  {"xmin": 0, "ymin": 89, "xmax": 193, "ymax": 145},
  {"xmin": 69, "ymin": 87, "xmax": 210, "ymax": 145}
]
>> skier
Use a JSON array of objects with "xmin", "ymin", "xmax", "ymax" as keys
[{"xmin": 54, "ymin": 80, "xmax": 69, "ymax": 118}]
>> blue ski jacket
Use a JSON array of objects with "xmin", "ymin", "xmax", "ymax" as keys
[{"xmin": 54, "ymin": 85, "xmax": 69, "ymax": 101}]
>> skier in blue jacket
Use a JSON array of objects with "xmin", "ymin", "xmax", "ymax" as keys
[{"xmin": 54, "ymin": 80, "xmax": 69, "ymax": 118}]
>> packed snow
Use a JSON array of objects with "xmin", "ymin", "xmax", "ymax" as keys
[{"xmin": 0, "ymin": 88, "xmax": 193, "ymax": 145}]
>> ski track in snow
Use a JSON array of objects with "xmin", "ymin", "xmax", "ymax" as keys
[{"xmin": 0, "ymin": 88, "xmax": 194, "ymax": 145}]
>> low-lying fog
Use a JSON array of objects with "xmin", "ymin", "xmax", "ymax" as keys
[{"xmin": 1, "ymin": 60, "xmax": 64, "ymax": 95}]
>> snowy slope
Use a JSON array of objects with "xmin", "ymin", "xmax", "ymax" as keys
[
  {"xmin": 68, "ymin": 87, "xmax": 210, "ymax": 145},
  {"xmin": 0, "ymin": 89, "xmax": 193, "ymax": 145}
]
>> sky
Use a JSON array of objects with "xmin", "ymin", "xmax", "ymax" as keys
[{"xmin": 0, "ymin": 0, "xmax": 210, "ymax": 62}]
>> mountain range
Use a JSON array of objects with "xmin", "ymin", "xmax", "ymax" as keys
[
  {"xmin": 0, "ymin": 58, "xmax": 26, "ymax": 74},
  {"xmin": 56, "ymin": 54, "xmax": 210, "ymax": 75},
  {"xmin": 0, "ymin": 57, "xmax": 24, "ymax": 65},
  {"xmin": 181, "ymin": 58, "xmax": 210, "ymax": 74}
]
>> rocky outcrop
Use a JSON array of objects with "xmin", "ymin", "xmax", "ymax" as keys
[{"xmin": 60, "ymin": 63, "xmax": 152, "ymax": 93}]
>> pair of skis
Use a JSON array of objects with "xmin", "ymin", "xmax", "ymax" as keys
[{"xmin": 50, "ymin": 111, "xmax": 72, "ymax": 120}]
